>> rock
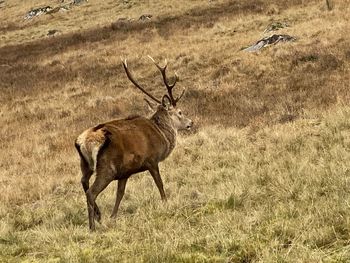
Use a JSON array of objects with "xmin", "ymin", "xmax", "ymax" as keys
[
  {"xmin": 139, "ymin": 14, "xmax": 152, "ymax": 21},
  {"xmin": 243, "ymin": 34, "xmax": 296, "ymax": 52},
  {"xmin": 24, "ymin": 6, "xmax": 53, "ymax": 19}
]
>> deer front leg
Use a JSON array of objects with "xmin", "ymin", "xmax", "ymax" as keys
[
  {"xmin": 110, "ymin": 178, "xmax": 128, "ymax": 218},
  {"xmin": 148, "ymin": 165, "xmax": 167, "ymax": 201}
]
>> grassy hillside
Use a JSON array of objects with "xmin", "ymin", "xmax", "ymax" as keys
[{"xmin": 1, "ymin": 0, "xmax": 350, "ymax": 262}]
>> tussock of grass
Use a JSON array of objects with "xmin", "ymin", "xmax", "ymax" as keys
[{"xmin": 1, "ymin": 0, "xmax": 350, "ymax": 262}]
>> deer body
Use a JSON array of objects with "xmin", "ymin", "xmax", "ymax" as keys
[
  {"xmin": 75, "ymin": 58, "xmax": 192, "ymax": 230},
  {"xmin": 77, "ymin": 110, "xmax": 177, "ymax": 180}
]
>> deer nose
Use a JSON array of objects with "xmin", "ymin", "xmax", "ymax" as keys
[{"xmin": 186, "ymin": 120, "xmax": 193, "ymax": 130}]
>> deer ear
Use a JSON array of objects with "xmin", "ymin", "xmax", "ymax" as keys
[{"xmin": 144, "ymin": 98, "xmax": 157, "ymax": 111}]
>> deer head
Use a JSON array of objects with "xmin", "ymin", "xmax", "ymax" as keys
[{"xmin": 122, "ymin": 57, "xmax": 193, "ymax": 131}]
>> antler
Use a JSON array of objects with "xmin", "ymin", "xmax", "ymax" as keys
[
  {"xmin": 148, "ymin": 56, "xmax": 185, "ymax": 107},
  {"xmin": 122, "ymin": 59, "xmax": 162, "ymax": 104}
]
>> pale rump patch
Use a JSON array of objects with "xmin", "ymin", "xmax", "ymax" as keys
[{"xmin": 76, "ymin": 128, "xmax": 106, "ymax": 171}]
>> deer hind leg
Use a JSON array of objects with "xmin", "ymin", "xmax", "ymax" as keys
[
  {"xmin": 86, "ymin": 170, "xmax": 114, "ymax": 231},
  {"xmin": 110, "ymin": 178, "xmax": 128, "ymax": 218},
  {"xmin": 79, "ymin": 156, "xmax": 101, "ymax": 222},
  {"xmin": 148, "ymin": 165, "xmax": 167, "ymax": 201},
  {"xmin": 80, "ymin": 156, "xmax": 93, "ymax": 193}
]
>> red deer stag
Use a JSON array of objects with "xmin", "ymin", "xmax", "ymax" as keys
[{"xmin": 75, "ymin": 57, "xmax": 193, "ymax": 231}]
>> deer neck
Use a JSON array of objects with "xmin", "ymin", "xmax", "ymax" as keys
[{"xmin": 151, "ymin": 111, "xmax": 177, "ymax": 158}]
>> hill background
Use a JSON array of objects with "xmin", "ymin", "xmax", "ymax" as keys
[{"xmin": 1, "ymin": 0, "xmax": 350, "ymax": 262}]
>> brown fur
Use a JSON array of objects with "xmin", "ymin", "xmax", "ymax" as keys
[{"xmin": 75, "ymin": 105, "xmax": 192, "ymax": 230}]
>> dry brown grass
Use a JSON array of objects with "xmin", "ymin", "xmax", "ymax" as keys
[{"xmin": 1, "ymin": 0, "xmax": 350, "ymax": 262}]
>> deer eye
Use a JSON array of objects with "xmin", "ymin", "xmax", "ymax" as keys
[{"xmin": 178, "ymin": 111, "xmax": 182, "ymax": 116}]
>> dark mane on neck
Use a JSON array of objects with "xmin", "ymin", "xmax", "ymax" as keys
[{"xmin": 151, "ymin": 108, "xmax": 177, "ymax": 156}]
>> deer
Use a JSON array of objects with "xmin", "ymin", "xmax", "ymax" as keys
[{"xmin": 75, "ymin": 57, "xmax": 193, "ymax": 231}]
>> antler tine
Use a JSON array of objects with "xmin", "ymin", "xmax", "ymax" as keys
[
  {"xmin": 174, "ymin": 88, "xmax": 185, "ymax": 103},
  {"xmin": 148, "ymin": 55, "xmax": 167, "ymax": 71},
  {"xmin": 122, "ymin": 59, "xmax": 161, "ymax": 104},
  {"xmin": 148, "ymin": 56, "xmax": 181, "ymax": 106}
]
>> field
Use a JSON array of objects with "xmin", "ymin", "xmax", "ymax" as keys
[{"xmin": 1, "ymin": 0, "xmax": 350, "ymax": 262}]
